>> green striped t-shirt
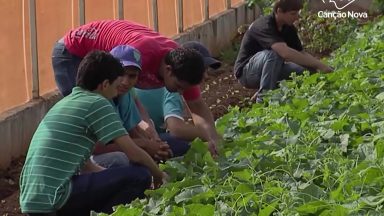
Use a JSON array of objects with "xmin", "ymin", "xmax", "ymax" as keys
[{"xmin": 19, "ymin": 87, "xmax": 127, "ymax": 213}]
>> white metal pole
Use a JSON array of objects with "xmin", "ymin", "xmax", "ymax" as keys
[
  {"xmin": 79, "ymin": 0, "xmax": 85, "ymax": 25},
  {"xmin": 177, "ymin": 0, "xmax": 184, "ymax": 33},
  {"xmin": 29, "ymin": 0, "xmax": 39, "ymax": 98},
  {"xmin": 204, "ymin": 0, "xmax": 209, "ymax": 21},
  {"xmin": 151, "ymin": 0, "xmax": 159, "ymax": 31},
  {"xmin": 118, "ymin": 0, "xmax": 124, "ymax": 19}
]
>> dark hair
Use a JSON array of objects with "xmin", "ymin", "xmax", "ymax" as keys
[
  {"xmin": 273, "ymin": 0, "xmax": 303, "ymax": 13},
  {"xmin": 76, "ymin": 50, "xmax": 124, "ymax": 91},
  {"xmin": 164, "ymin": 47, "xmax": 205, "ymax": 85}
]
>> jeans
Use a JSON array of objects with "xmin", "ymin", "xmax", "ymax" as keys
[
  {"xmin": 51, "ymin": 40, "xmax": 82, "ymax": 96},
  {"xmin": 92, "ymin": 133, "xmax": 190, "ymax": 168},
  {"xmin": 159, "ymin": 133, "xmax": 190, "ymax": 157},
  {"xmin": 91, "ymin": 152, "xmax": 130, "ymax": 168},
  {"xmin": 239, "ymin": 50, "xmax": 305, "ymax": 91},
  {"xmin": 59, "ymin": 165, "xmax": 150, "ymax": 215},
  {"xmin": 27, "ymin": 165, "xmax": 150, "ymax": 216}
]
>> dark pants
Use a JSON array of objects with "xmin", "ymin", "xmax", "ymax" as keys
[
  {"xmin": 159, "ymin": 132, "xmax": 190, "ymax": 157},
  {"xmin": 51, "ymin": 40, "xmax": 82, "ymax": 96},
  {"xmin": 29, "ymin": 165, "xmax": 151, "ymax": 216},
  {"xmin": 239, "ymin": 50, "xmax": 306, "ymax": 91},
  {"xmin": 92, "ymin": 133, "xmax": 190, "ymax": 168}
]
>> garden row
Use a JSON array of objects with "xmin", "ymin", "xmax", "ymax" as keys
[{"xmin": 105, "ymin": 16, "xmax": 384, "ymax": 216}]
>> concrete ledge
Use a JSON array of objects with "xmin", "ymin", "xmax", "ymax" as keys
[
  {"xmin": 0, "ymin": 91, "xmax": 62, "ymax": 169},
  {"xmin": 0, "ymin": 3, "xmax": 260, "ymax": 169}
]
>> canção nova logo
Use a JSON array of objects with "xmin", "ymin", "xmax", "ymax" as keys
[
  {"xmin": 322, "ymin": 0, "xmax": 356, "ymax": 10},
  {"xmin": 318, "ymin": 0, "xmax": 368, "ymax": 19}
]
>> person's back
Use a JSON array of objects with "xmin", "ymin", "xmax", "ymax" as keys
[
  {"xmin": 20, "ymin": 87, "xmax": 125, "ymax": 212},
  {"xmin": 64, "ymin": 20, "xmax": 176, "ymax": 58},
  {"xmin": 135, "ymin": 87, "xmax": 184, "ymax": 133},
  {"xmin": 54, "ymin": 20, "xmax": 179, "ymax": 96},
  {"xmin": 64, "ymin": 20, "xmax": 178, "ymax": 89}
]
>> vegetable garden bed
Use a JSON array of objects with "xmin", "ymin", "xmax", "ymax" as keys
[{"xmin": 107, "ymin": 16, "xmax": 384, "ymax": 216}]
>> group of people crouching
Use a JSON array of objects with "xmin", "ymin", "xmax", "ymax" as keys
[
  {"xmin": 20, "ymin": 0, "xmax": 334, "ymax": 215},
  {"xmin": 20, "ymin": 20, "xmax": 222, "ymax": 215}
]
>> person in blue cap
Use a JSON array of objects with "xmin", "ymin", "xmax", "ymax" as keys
[
  {"xmin": 52, "ymin": 20, "xmax": 221, "ymax": 158},
  {"xmin": 92, "ymin": 45, "xmax": 190, "ymax": 168},
  {"xmin": 135, "ymin": 41, "xmax": 222, "ymax": 143}
]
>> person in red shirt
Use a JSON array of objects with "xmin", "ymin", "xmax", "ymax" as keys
[{"xmin": 52, "ymin": 20, "xmax": 220, "ymax": 156}]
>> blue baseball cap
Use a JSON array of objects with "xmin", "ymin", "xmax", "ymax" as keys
[
  {"xmin": 182, "ymin": 41, "xmax": 222, "ymax": 69},
  {"xmin": 110, "ymin": 45, "xmax": 142, "ymax": 70}
]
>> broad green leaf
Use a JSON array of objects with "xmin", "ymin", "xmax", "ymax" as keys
[
  {"xmin": 331, "ymin": 118, "xmax": 349, "ymax": 131},
  {"xmin": 233, "ymin": 169, "xmax": 252, "ymax": 181},
  {"xmin": 110, "ymin": 206, "xmax": 142, "ymax": 216},
  {"xmin": 330, "ymin": 185, "xmax": 345, "ymax": 202},
  {"xmin": 375, "ymin": 92, "xmax": 384, "ymax": 101},
  {"xmin": 184, "ymin": 204, "xmax": 215, "ymax": 216},
  {"xmin": 297, "ymin": 183, "xmax": 327, "ymax": 202},
  {"xmin": 375, "ymin": 140, "xmax": 384, "ymax": 158},
  {"xmin": 235, "ymin": 183, "xmax": 254, "ymax": 195},
  {"xmin": 287, "ymin": 118, "xmax": 301, "ymax": 135},
  {"xmin": 296, "ymin": 201, "xmax": 329, "ymax": 214},
  {"xmin": 258, "ymin": 201, "xmax": 278, "ymax": 216},
  {"xmin": 174, "ymin": 186, "xmax": 208, "ymax": 204},
  {"xmin": 190, "ymin": 188, "xmax": 215, "ymax": 203},
  {"xmin": 318, "ymin": 205, "xmax": 349, "ymax": 216},
  {"xmin": 163, "ymin": 205, "xmax": 185, "ymax": 216}
]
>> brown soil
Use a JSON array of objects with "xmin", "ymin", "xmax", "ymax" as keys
[
  {"xmin": 0, "ymin": 63, "xmax": 255, "ymax": 216},
  {"xmin": 0, "ymin": 158, "xmax": 24, "ymax": 216}
]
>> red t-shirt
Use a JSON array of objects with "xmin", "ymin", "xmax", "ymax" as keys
[{"xmin": 64, "ymin": 20, "xmax": 200, "ymax": 100}]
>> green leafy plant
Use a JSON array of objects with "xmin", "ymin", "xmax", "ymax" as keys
[
  {"xmin": 371, "ymin": 0, "xmax": 384, "ymax": 14},
  {"xmin": 105, "ymin": 17, "xmax": 384, "ymax": 216},
  {"xmin": 296, "ymin": 12, "xmax": 358, "ymax": 55},
  {"xmin": 219, "ymin": 41, "xmax": 240, "ymax": 65},
  {"xmin": 245, "ymin": 0, "xmax": 359, "ymax": 55}
]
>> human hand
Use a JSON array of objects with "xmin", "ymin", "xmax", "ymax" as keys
[
  {"xmin": 154, "ymin": 141, "xmax": 172, "ymax": 161},
  {"xmin": 318, "ymin": 64, "xmax": 334, "ymax": 73},
  {"xmin": 162, "ymin": 172, "xmax": 170, "ymax": 184},
  {"xmin": 208, "ymin": 139, "xmax": 219, "ymax": 159},
  {"xmin": 152, "ymin": 171, "xmax": 165, "ymax": 189},
  {"xmin": 144, "ymin": 140, "xmax": 172, "ymax": 161}
]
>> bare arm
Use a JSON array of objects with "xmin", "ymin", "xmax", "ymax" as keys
[
  {"xmin": 134, "ymin": 97, "xmax": 160, "ymax": 140},
  {"xmin": 166, "ymin": 116, "xmax": 205, "ymax": 141},
  {"xmin": 186, "ymin": 97, "xmax": 220, "ymax": 156},
  {"xmin": 134, "ymin": 96, "xmax": 152, "ymax": 125},
  {"xmin": 93, "ymin": 137, "xmax": 171, "ymax": 161},
  {"xmin": 271, "ymin": 42, "xmax": 333, "ymax": 72},
  {"xmin": 114, "ymin": 134, "xmax": 164, "ymax": 187},
  {"xmin": 136, "ymin": 120, "xmax": 161, "ymax": 140}
]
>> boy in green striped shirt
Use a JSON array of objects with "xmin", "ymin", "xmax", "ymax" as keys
[{"xmin": 19, "ymin": 50, "xmax": 164, "ymax": 215}]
